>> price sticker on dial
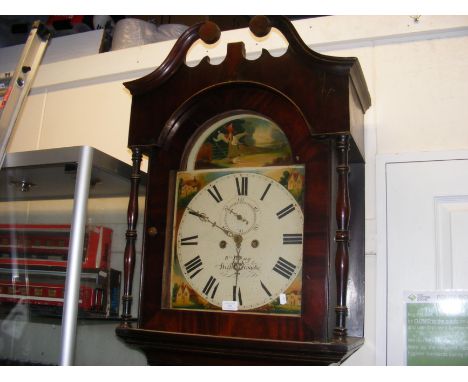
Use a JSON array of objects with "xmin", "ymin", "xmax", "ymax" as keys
[
  {"xmin": 222, "ymin": 301, "xmax": 239, "ymax": 311},
  {"xmin": 279, "ymin": 293, "xmax": 287, "ymax": 305}
]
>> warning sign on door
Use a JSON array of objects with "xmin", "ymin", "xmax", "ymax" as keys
[{"xmin": 406, "ymin": 291, "xmax": 468, "ymax": 365}]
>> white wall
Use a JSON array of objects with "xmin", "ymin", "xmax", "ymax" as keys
[{"xmin": 2, "ymin": 15, "xmax": 468, "ymax": 365}]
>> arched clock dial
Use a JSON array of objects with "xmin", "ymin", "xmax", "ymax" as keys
[{"xmin": 173, "ymin": 170, "xmax": 304, "ymax": 311}]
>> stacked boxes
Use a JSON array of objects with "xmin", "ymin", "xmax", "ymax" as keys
[{"xmin": 0, "ymin": 224, "xmax": 121, "ymax": 317}]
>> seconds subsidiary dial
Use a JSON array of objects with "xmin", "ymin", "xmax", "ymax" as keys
[{"xmin": 173, "ymin": 170, "xmax": 304, "ymax": 312}]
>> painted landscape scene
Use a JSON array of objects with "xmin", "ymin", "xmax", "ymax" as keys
[{"xmin": 192, "ymin": 114, "xmax": 293, "ymax": 169}]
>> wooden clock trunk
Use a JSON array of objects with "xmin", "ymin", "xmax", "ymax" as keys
[{"xmin": 116, "ymin": 16, "xmax": 370, "ymax": 365}]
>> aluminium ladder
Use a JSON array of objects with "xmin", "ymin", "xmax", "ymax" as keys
[{"xmin": 0, "ymin": 21, "xmax": 50, "ymax": 169}]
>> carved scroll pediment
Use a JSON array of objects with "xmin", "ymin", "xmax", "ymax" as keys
[
  {"xmin": 125, "ymin": 16, "xmax": 370, "ymax": 161},
  {"xmin": 124, "ymin": 16, "xmax": 370, "ymax": 111}
]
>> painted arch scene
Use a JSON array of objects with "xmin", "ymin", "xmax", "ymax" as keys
[{"xmin": 187, "ymin": 113, "xmax": 293, "ymax": 170}]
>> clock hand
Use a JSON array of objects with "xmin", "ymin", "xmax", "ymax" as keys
[
  {"xmin": 187, "ymin": 207, "xmax": 244, "ymax": 293},
  {"xmin": 232, "ymin": 234, "xmax": 244, "ymax": 291},
  {"xmin": 225, "ymin": 207, "xmax": 249, "ymax": 225},
  {"xmin": 187, "ymin": 207, "xmax": 234, "ymax": 238}
]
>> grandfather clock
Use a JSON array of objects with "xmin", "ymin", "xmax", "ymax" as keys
[{"xmin": 116, "ymin": 16, "xmax": 371, "ymax": 365}]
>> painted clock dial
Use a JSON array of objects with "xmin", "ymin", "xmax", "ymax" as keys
[{"xmin": 170, "ymin": 167, "xmax": 304, "ymax": 313}]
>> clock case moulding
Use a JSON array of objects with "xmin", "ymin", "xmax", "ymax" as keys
[{"xmin": 115, "ymin": 16, "xmax": 371, "ymax": 365}]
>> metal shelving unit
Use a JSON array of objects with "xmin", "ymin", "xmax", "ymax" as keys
[{"xmin": 0, "ymin": 146, "xmax": 144, "ymax": 365}]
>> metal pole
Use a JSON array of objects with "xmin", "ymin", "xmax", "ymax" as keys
[{"xmin": 60, "ymin": 146, "xmax": 93, "ymax": 365}]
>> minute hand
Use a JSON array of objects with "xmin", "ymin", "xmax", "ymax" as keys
[{"xmin": 187, "ymin": 207, "xmax": 234, "ymax": 238}]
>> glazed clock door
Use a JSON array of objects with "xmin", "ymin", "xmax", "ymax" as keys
[{"xmin": 161, "ymin": 111, "xmax": 308, "ymax": 317}]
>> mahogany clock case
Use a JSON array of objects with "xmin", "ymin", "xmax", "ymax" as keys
[
  {"xmin": 116, "ymin": 16, "xmax": 370, "ymax": 365},
  {"xmin": 135, "ymin": 86, "xmax": 364, "ymax": 342}
]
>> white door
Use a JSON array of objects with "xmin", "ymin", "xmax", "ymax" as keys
[{"xmin": 377, "ymin": 152, "xmax": 468, "ymax": 365}]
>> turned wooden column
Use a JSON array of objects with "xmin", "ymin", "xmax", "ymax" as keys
[
  {"xmin": 120, "ymin": 147, "xmax": 142, "ymax": 328},
  {"xmin": 334, "ymin": 134, "xmax": 351, "ymax": 339}
]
